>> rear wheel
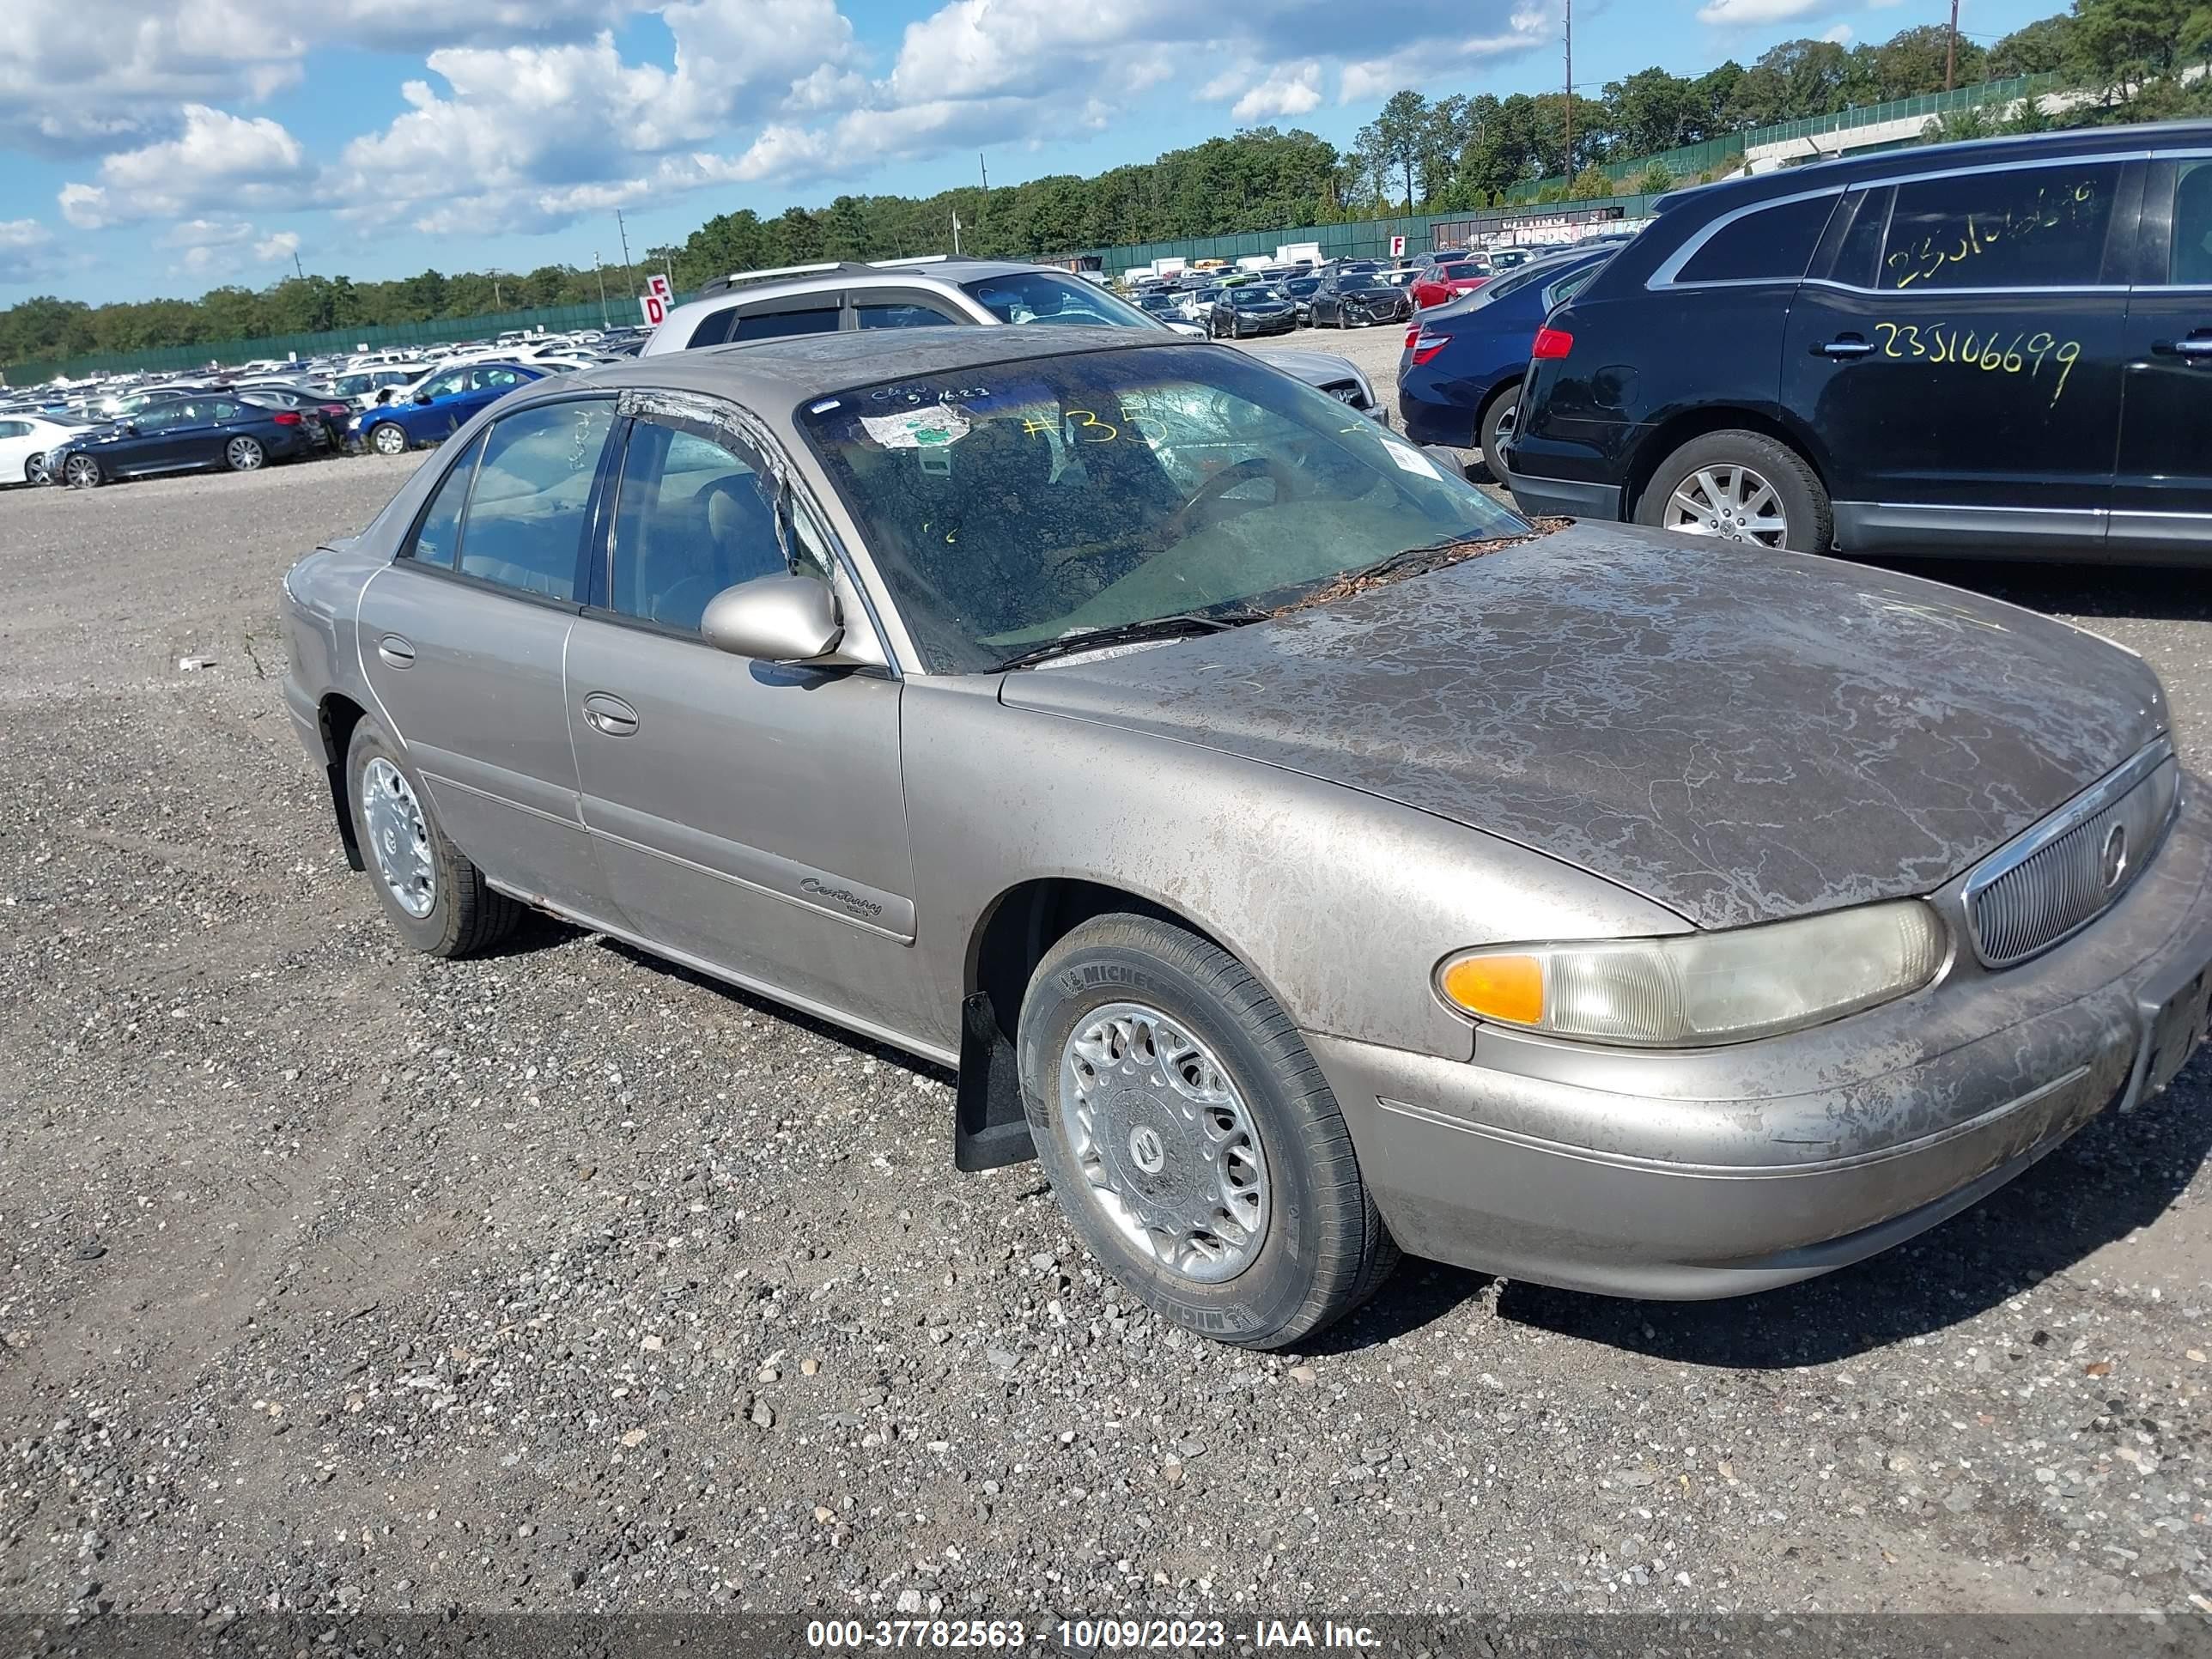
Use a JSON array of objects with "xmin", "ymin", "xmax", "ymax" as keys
[
  {"xmin": 225, "ymin": 435, "xmax": 264, "ymax": 471},
  {"xmin": 368, "ymin": 422, "xmax": 409, "ymax": 457},
  {"xmin": 1018, "ymin": 914, "xmax": 1398, "ymax": 1349},
  {"xmin": 344, "ymin": 720, "xmax": 520, "ymax": 957},
  {"xmin": 1635, "ymin": 429, "xmax": 1831, "ymax": 552},
  {"xmin": 1478, "ymin": 386, "xmax": 1518, "ymax": 481},
  {"xmin": 23, "ymin": 454, "xmax": 46, "ymax": 485}
]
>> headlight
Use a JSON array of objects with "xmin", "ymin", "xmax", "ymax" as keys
[{"xmin": 1436, "ymin": 900, "xmax": 1947, "ymax": 1048}]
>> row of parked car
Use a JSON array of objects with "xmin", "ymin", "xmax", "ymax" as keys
[
  {"xmin": 0, "ymin": 325, "xmax": 655, "ymax": 490},
  {"xmin": 1405, "ymin": 124, "xmax": 2212, "ymax": 564},
  {"xmin": 1127, "ymin": 251, "xmax": 1545, "ymax": 341}
]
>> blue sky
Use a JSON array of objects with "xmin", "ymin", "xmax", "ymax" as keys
[{"xmin": 0, "ymin": 0, "xmax": 2055, "ymax": 306}]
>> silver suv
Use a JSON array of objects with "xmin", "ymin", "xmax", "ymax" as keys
[{"xmin": 644, "ymin": 256, "xmax": 1386, "ymax": 419}]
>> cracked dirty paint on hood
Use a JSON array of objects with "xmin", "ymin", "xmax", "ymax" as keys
[{"xmin": 999, "ymin": 522, "xmax": 2169, "ymax": 929}]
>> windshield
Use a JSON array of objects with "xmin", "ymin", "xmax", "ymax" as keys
[
  {"xmin": 958, "ymin": 272, "xmax": 1158, "ymax": 330},
  {"xmin": 1229, "ymin": 289, "xmax": 1277, "ymax": 307},
  {"xmin": 1336, "ymin": 275, "xmax": 1380, "ymax": 291},
  {"xmin": 799, "ymin": 344, "xmax": 1529, "ymax": 673}
]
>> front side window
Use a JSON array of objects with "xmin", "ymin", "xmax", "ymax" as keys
[
  {"xmin": 856, "ymin": 301, "xmax": 960, "ymax": 330},
  {"xmin": 958, "ymin": 272, "xmax": 1157, "ymax": 329},
  {"xmin": 453, "ymin": 399, "xmax": 615, "ymax": 599},
  {"xmin": 423, "ymin": 370, "xmax": 471, "ymax": 399},
  {"xmin": 2169, "ymin": 160, "xmax": 2212, "ymax": 285},
  {"xmin": 799, "ymin": 345, "xmax": 1529, "ymax": 673},
  {"xmin": 1674, "ymin": 192, "xmax": 1838, "ymax": 285},
  {"xmin": 1877, "ymin": 162, "xmax": 2121, "ymax": 291},
  {"xmin": 607, "ymin": 422, "xmax": 804, "ymax": 632},
  {"xmin": 407, "ymin": 432, "xmax": 486, "ymax": 570}
]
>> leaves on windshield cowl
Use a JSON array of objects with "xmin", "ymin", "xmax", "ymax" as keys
[{"xmin": 1267, "ymin": 517, "xmax": 1569, "ymax": 617}]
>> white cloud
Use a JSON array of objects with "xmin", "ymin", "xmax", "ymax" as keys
[
  {"xmin": 1231, "ymin": 63, "xmax": 1323, "ymax": 123},
  {"xmin": 1821, "ymin": 23, "xmax": 1854, "ymax": 43},
  {"xmin": 148, "ymin": 216, "xmax": 297, "ymax": 275},
  {"xmin": 254, "ymin": 229, "xmax": 302, "ymax": 261},
  {"xmin": 1694, "ymin": 0, "xmax": 1824, "ymax": 24},
  {"xmin": 0, "ymin": 218, "xmax": 55, "ymax": 283},
  {"xmin": 58, "ymin": 105, "xmax": 317, "ymax": 228}
]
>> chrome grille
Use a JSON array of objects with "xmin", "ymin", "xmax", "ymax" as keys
[{"xmin": 1964, "ymin": 742, "xmax": 2179, "ymax": 968}]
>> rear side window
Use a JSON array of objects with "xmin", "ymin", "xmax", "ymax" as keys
[
  {"xmin": 408, "ymin": 433, "xmax": 486, "ymax": 569},
  {"xmin": 1674, "ymin": 193, "xmax": 1838, "ymax": 285},
  {"xmin": 1878, "ymin": 162, "xmax": 2121, "ymax": 291},
  {"xmin": 2168, "ymin": 160, "xmax": 2212, "ymax": 284},
  {"xmin": 732, "ymin": 305, "xmax": 841, "ymax": 342}
]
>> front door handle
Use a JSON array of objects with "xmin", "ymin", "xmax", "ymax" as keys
[
  {"xmin": 1814, "ymin": 335, "xmax": 1875, "ymax": 359},
  {"xmin": 376, "ymin": 634, "xmax": 416, "ymax": 669},
  {"xmin": 2151, "ymin": 333, "xmax": 2212, "ymax": 361},
  {"xmin": 581, "ymin": 692, "xmax": 639, "ymax": 738}
]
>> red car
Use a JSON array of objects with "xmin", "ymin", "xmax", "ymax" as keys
[{"xmin": 1411, "ymin": 259, "xmax": 1491, "ymax": 309}]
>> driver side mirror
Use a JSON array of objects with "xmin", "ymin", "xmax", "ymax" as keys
[
  {"xmin": 414, "ymin": 392, "xmax": 434, "ymax": 405},
  {"xmin": 700, "ymin": 574, "xmax": 843, "ymax": 664},
  {"xmin": 121, "ymin": 422, "xmax": 140, "ymax": 436}
]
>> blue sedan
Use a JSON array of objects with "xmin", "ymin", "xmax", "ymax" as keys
[
  {"xmin": 351, "ymin": 362, "xmax": 550, "ymax": 455},
  {"xmin": 1395, "ymin": 246, "xmax": 1614, "ymax": 471}
]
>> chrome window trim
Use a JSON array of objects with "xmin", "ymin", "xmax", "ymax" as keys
[
  {"xmin": 1797, "ymin": 276, "xmax": 2129, "ymax": 298},
  {"xmin": 1959, "ymin": 737, "xmax": 2179, "ymax": 967},
  {"xmin": 1646, "ymin": 184, "xmax": 1846, "ymax": 289}
]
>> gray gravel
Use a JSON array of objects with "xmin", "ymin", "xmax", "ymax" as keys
[{"xmin": 1, "ymin": 442, "xmax": 2208, "ymax": 1623}]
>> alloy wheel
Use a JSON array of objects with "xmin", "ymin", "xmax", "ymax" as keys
[
  {"xmin": 1661, "ymin": 464, "xmax": 1790, "ymax": 546},
  {"xmin": 371, "ymin": 423, "xmax": 407, "ymax": 456},
  {"xmin": 24, "ymin": 454, "xmax": 46, "ymax": 485},
  {"xmin": 226, "ymin": 436, "xmax": 264, "ymax": 471},
  {"xmin": 1059, "ymin": 1002, "xmax": 1270, "ymax": 1284},
  {"xmin": 362, "ymin": 757, "xmax": 435, "ymax": 919},
  {"xmin": 64, "ymin": 456, "xmax": 98, "ymax": 489}
]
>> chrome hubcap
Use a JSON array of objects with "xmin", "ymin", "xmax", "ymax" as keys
[
  {"xmin": 362, "ymin": 757, "xmax": 435, "ymax": 919},
  {"xmin": 228, "ymin": 438, "xmax": 261, "ymax": 469},
  {"xmin": 1059, "ymin": 1002, "xmax": 1268, "ymax": 1284},
  {"xmin": 373, "ymin": 425, "xmax": 405, "ymax": 454},
  {"xmin": 1663, "ymin": 464, "xmax": 1788, "ymax": 546}
]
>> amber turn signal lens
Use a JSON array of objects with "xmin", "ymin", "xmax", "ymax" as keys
[{"xmin": 1438, "ymin": 953, "xmax": 1544, "ymax": 1024}]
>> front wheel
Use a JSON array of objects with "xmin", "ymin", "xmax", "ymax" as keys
[
  {"xmin": 368, "ymin": 422, "xmax": 410, "ymax": 457},
  {"xmin": 225, "ymin": 434, "xmax": 264, "ymax": 471},
  {"xmin": 344, "ymin": 720, "xmax": 521, "ymax": 957},
  {"xmin": 1018, "ymin": 914, "xmax": 1398, "ymax": 1349},
  {"xmin": 63, "ymin": 454, "xmax": 100, "ymax": 489},
  {"xmin": 1635, "ymin": 429, "xmax": 1831, "ymax": 552}
]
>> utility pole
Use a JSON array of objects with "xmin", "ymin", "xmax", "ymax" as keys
[
  {"xmin": 1944, "ymin": 0, "xmax": 1959, "ymax": 91},
  {"xmin": 594, "ymin": 252, "xmax": 609, "ymax": 327},
  {"xmin": 978, "ymin": 152, "xmax": 989, "ymax": 249},
  {"xmin": 291, "ymin": 250, "xmax": 306, "ymax": 283},
  {"xmin": 1563, "ymin": 0, "xmax": 1574, "ymax": 181},
  {"xmin": 615, "ymin": 210, "xmax": 635, "ymax": 294},
  {"xmin": 951, "ymin": 209, "xmax": 963, "ymax": 256}
]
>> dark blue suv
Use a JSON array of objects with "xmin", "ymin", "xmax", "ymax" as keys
[{"xmin": 1395, "ymin": 246, "xmax": 1616, "ymax": 471}]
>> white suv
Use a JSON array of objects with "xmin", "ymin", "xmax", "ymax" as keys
[{"xmin": 644, "ymin": 257, "xmax": 1385, "ymax": 419}]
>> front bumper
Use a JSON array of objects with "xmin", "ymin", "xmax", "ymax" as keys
[{"xmin": 1310, "ymin": 783, "xmax": 2212, "ymax": 1299}]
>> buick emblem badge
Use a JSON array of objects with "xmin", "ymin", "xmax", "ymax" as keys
[{"xmin": 2100, "ymin": 822, "xmax": 2129, "ymax": 890}]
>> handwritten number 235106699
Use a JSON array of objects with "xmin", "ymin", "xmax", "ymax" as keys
[{"xmin": 1869, "ymin": 323, "xmax": 2081, "ymax": 407}]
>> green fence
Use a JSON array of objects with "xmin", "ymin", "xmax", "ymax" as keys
[
  {"xmin": 9, "ymin": 299, "xmax": 626, "ymax": 388},
  {"xmin": 1504, "ymin": 71, "xmax": 2058, "ymax": 202},
  {"xmin": 1079, "ymin": 191, "xmax": 1664, "ymax": 275}
]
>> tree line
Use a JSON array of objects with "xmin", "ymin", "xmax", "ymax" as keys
[{"xmin": 5, "ymin": 0, "xmax": 2208, "ymax": 375}]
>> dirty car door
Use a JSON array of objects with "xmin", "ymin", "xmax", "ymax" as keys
[{"xmin": 564, "ymin": 398, "xmax": 924, "ymax": 1047}]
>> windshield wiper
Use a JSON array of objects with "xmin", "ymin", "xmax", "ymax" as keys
[{"xmin": 994, "ymin": 607, "xmax": 1267, "ymax": 672}]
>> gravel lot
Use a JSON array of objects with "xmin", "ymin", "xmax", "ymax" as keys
[{"xmin": 2, "ymin": 421, "xmax": 2209, "ymax": 1627}]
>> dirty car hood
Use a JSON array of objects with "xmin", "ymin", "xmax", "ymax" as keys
[{"xmin": 999, "ymin": 522, "xmax": 2168, "ymax": 928}]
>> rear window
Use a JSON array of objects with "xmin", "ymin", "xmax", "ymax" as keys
[{"xmin": 1674, "ymin": 193, "xmax": 1838, "ymax": 285}]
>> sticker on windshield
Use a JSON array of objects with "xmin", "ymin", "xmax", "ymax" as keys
[
  {"xmin": 1383, "ymin": 442, "xmax": 1443, "ymax": 480},
  {"xmin": 860, "ymin": 405, "xmax": 970, "ymax": 450}
]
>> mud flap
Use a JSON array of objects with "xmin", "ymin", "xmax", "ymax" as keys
[{"xmin": 955, "ymin": 992, "xmax": 1036, "ymax": 1172}]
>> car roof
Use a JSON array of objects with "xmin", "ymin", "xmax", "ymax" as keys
[
  {"xmin": 567, "ymin": 324, "xmax": 1181, "ymax": 411},
  {"xmin": 1654, "ymin": 119, "xmax": 2212, "ymax": 217}
]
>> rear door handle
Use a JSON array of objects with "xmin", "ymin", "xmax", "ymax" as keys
[
  {"xmin": 376, "ymin": 634, "xmax": 416, "ymax": 668},
  {"xmin": 1814, "ymin": 335, "xmax": 1875, "ymax": 359},
  {"xmin": 581, "ymin": 692, "xmax": 639, "ymax": 737}
]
